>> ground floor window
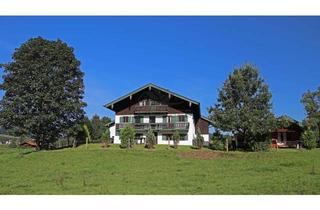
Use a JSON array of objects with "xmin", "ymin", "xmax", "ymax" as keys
[
  {"xmin": 180, "ymin": 134, "xmax": 188, "ymax": 141},
  {"xmin": 162, "ymin": 133, "xmax": 188, "ymax": 141},
  {"xmin": 135, "ymin": 134, "xmax": 145, "ymax": 144},
  {"xmin": 162, "ymin": 134, "xmax": 172, "ymax": 140}
]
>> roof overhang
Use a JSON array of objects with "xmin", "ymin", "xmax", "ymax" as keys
[
  {"xmin": 201, "ymin": 115, "xmax": 214, "ymax": 125},
  {"xmin": 104, "ymin": 83, "xmax": 200, "ymax": 111}
]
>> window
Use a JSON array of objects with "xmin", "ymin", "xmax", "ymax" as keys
[
  {"xmin": 169, "ymin": 115, "xmax": 187, "ymax": 123},
  {"xmin": 162, "ymin": 134, "xmax": 172, "ymax": 141},
  {"xmin": 134, "ymin": 116, "xmax": 143, "ymax": 123},
  {"xmin": 163, "ymin": 134, "xmax": 187, "ymax": 141},
  {"xmin": 150, "ymin": 100, "xmax": 161, "ymax": 105},
  {"xmin": 162, "ymin": 116, "xmax": 168, "ymax": 123},
  {"xmin": 180, "ymin": 134, "xmax": 188, "ymax": 141},
  {"xmin": 149, "ymin": 116, "xmax": 156, "ymax": 123},
  {"xmin": 120, "ymin": 116, "xmax": 132, "ymax": 123},
  {"xmin": 178, "ymin": 115, "xmax": 187, "ymax": 122},
  {"xmin": 138, "ymin": 100, "xmax": 147, "ymax": 106}
]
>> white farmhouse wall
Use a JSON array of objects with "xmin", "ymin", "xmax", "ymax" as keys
[
  {"xmin": 109, "ymin": 124, "xmax": 115, "ymax": 140},
  {"xmin": 112, "ymin": 113, "xmax": 198, "ymax": 146}
]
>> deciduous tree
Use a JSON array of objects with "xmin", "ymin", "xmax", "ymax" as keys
[
  {"xmin": 208, "ymin": 64, "xmax": 275, "ymax": 150},
  {"xmin": 0, "ymin": 37, "xmax": 86, "ymax": 149},
  {"xmin": 301, "ymin": 87, "xmax": 320, "ymax": 140}
]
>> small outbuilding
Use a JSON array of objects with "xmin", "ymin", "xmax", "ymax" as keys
[
  {"xmin": 20, "ymin": 139, "xmax": 38, "ymax": 149},
  {"xmin": 271, "ymin": 116, "xmax": 303, "ymax": 148}
]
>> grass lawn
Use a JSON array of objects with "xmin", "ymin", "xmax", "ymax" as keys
[{"xmin": 0, "ymin": 144, "xmax": 320, "ymax": 194}]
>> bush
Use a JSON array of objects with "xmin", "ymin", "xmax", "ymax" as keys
[
  {"xmin": 209, "ymin": 131, "xmax": 225, "ymax": 151},
  {"xmin": 120, "ymin": 125, "xmax": 135, "ymax": 148},
  {"xmin": 302, "ymin": 128, "xmax": 317, "ymax": 150},
  {"xmin": 192, "ymin": 128, "xmax": 204, "ymax": 149},
  {"xmin": 244, "ymin": 133, "xmax": 270, "ymax": 151},
  {"xmin": 173, "ymin": 130, "xmax": 180, "ymax": 149},
  {"xmin": 251, "ymin": 141, "xmax": 270, "ymax": 152},
  {"xmin": 209, "ymin": 138, "xmax": 225, "ymax": 151},
  {"xmin": 145, "ymin": 129, "xmax": 156, "ymax": 149}
]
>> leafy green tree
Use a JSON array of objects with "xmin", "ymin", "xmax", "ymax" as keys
[
  {"xmin": 192, "ymin": 128, "xmax": 204, "ymax": 149},
  {"xmin": 145, "ymin": 129, "xmax": 156, "ymax": 149},
  {"xmin": 173, "ymin": 130, "xmax": 180, "ymax": 149},
  {"xmin": 276, "ymin": 115, "xmax": 294, "ymax": 128},
  {"xmin": 101, "ymin": 128, "xmax": 110, "ymax": 148},
  {"xmin": 90, "ymin": 114, "xmax": 111, "ymax": 142},
  {"xmin": 66, "ymin": 123, "xmax": 85, "ymax": 148},
  {"xmin": 120, "ymin": 125, "xmax": 135, "ymax": 148},
  {"xmin": 301, "ymin": 87, "xmax": 320, "ymax": 140},
  {"xmin": 208, "ymin": 64, "xmax": 275, "ymax": 151},
  {"xmin": 301, "ymin": 128, "xmax": 317, "ymax": 150},
  {"xmin": 91, "ymin": 114, "xmax": 103, "ymax": 141},
  {"xmin": 0, "ymin": 37, "xmax": 86, "ymax": 149}
]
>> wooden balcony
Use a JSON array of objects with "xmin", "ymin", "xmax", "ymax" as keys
[
  {"xmin": 116, "ymin": 122, "xmax": 189, "ymax": 131},
  {"xmin": 134, "ymin": 105, "xmax": 168, "ymax": 114}
]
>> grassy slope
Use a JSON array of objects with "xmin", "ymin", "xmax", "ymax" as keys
[{"xmin": 0, "ymin": 144, "xmax": 319, "ymax": 195}]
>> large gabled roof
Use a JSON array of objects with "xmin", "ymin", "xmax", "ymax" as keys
[{"xmin": 104, "ymin": 83, "xmax": 200, "ymax": 109}]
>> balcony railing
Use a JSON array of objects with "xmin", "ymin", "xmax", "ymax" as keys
[
  {"xmin": 134, "ymin": 105, "xmax": 168, "ymax": 113},
  {"xmin": 116, "ymin": 122, "xmax": 189, "ymax": 131}
]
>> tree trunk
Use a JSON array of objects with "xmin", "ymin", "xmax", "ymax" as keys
[
  {"xmin": 67, "ymin": 136, "xmax": 70, "ymax": 147},
  {"xmin": 72, "ymin": 138, "xmax": 77, "ymax": 148},
  {"xmin": 225, "ymin": 138, "xmax": 229, "ymax": 152}
]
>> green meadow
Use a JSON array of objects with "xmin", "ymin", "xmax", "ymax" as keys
[{"xmin": 0, "ymin": 144, "xmax": 319, "ymax": 194}]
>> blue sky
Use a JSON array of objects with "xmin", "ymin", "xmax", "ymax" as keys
[{"xmin": 0, "ymin": 16, "xmax": 319, "ymax": 121}]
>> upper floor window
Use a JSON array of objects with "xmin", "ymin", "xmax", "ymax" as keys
[
  {"xmin": 149, "ymin": 116, "xmax": 156, "ymax": 123},
  {"xmin": 120, "ymin": 116, "xmax": 133, "ymax": 123},
  {"xmin": 162, "ymin": 116, "xmax": 168, "ymax": 123},
  {"xmin": 134, "ymin": 116, "xmax": 143, "ymax": 123},
  {"xmin": 169, "ymin": 115, "xmax": 187, "ymax": 123},
  {"xmin": 137, "ymin": 99, "xmax": 161, "ymax": 106},
  {"xmin": 139, "ymin": 99, "xmax": 147, "ymax": 106}
]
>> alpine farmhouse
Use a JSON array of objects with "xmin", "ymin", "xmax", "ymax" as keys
[{"xmin": 105, "ymin": 83, "xmax": 212, "ymax": 146}]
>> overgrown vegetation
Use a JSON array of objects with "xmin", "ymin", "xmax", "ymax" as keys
[{"xmin": 120, "ymin": 125, "xmax": 135, "ymax": 148}]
